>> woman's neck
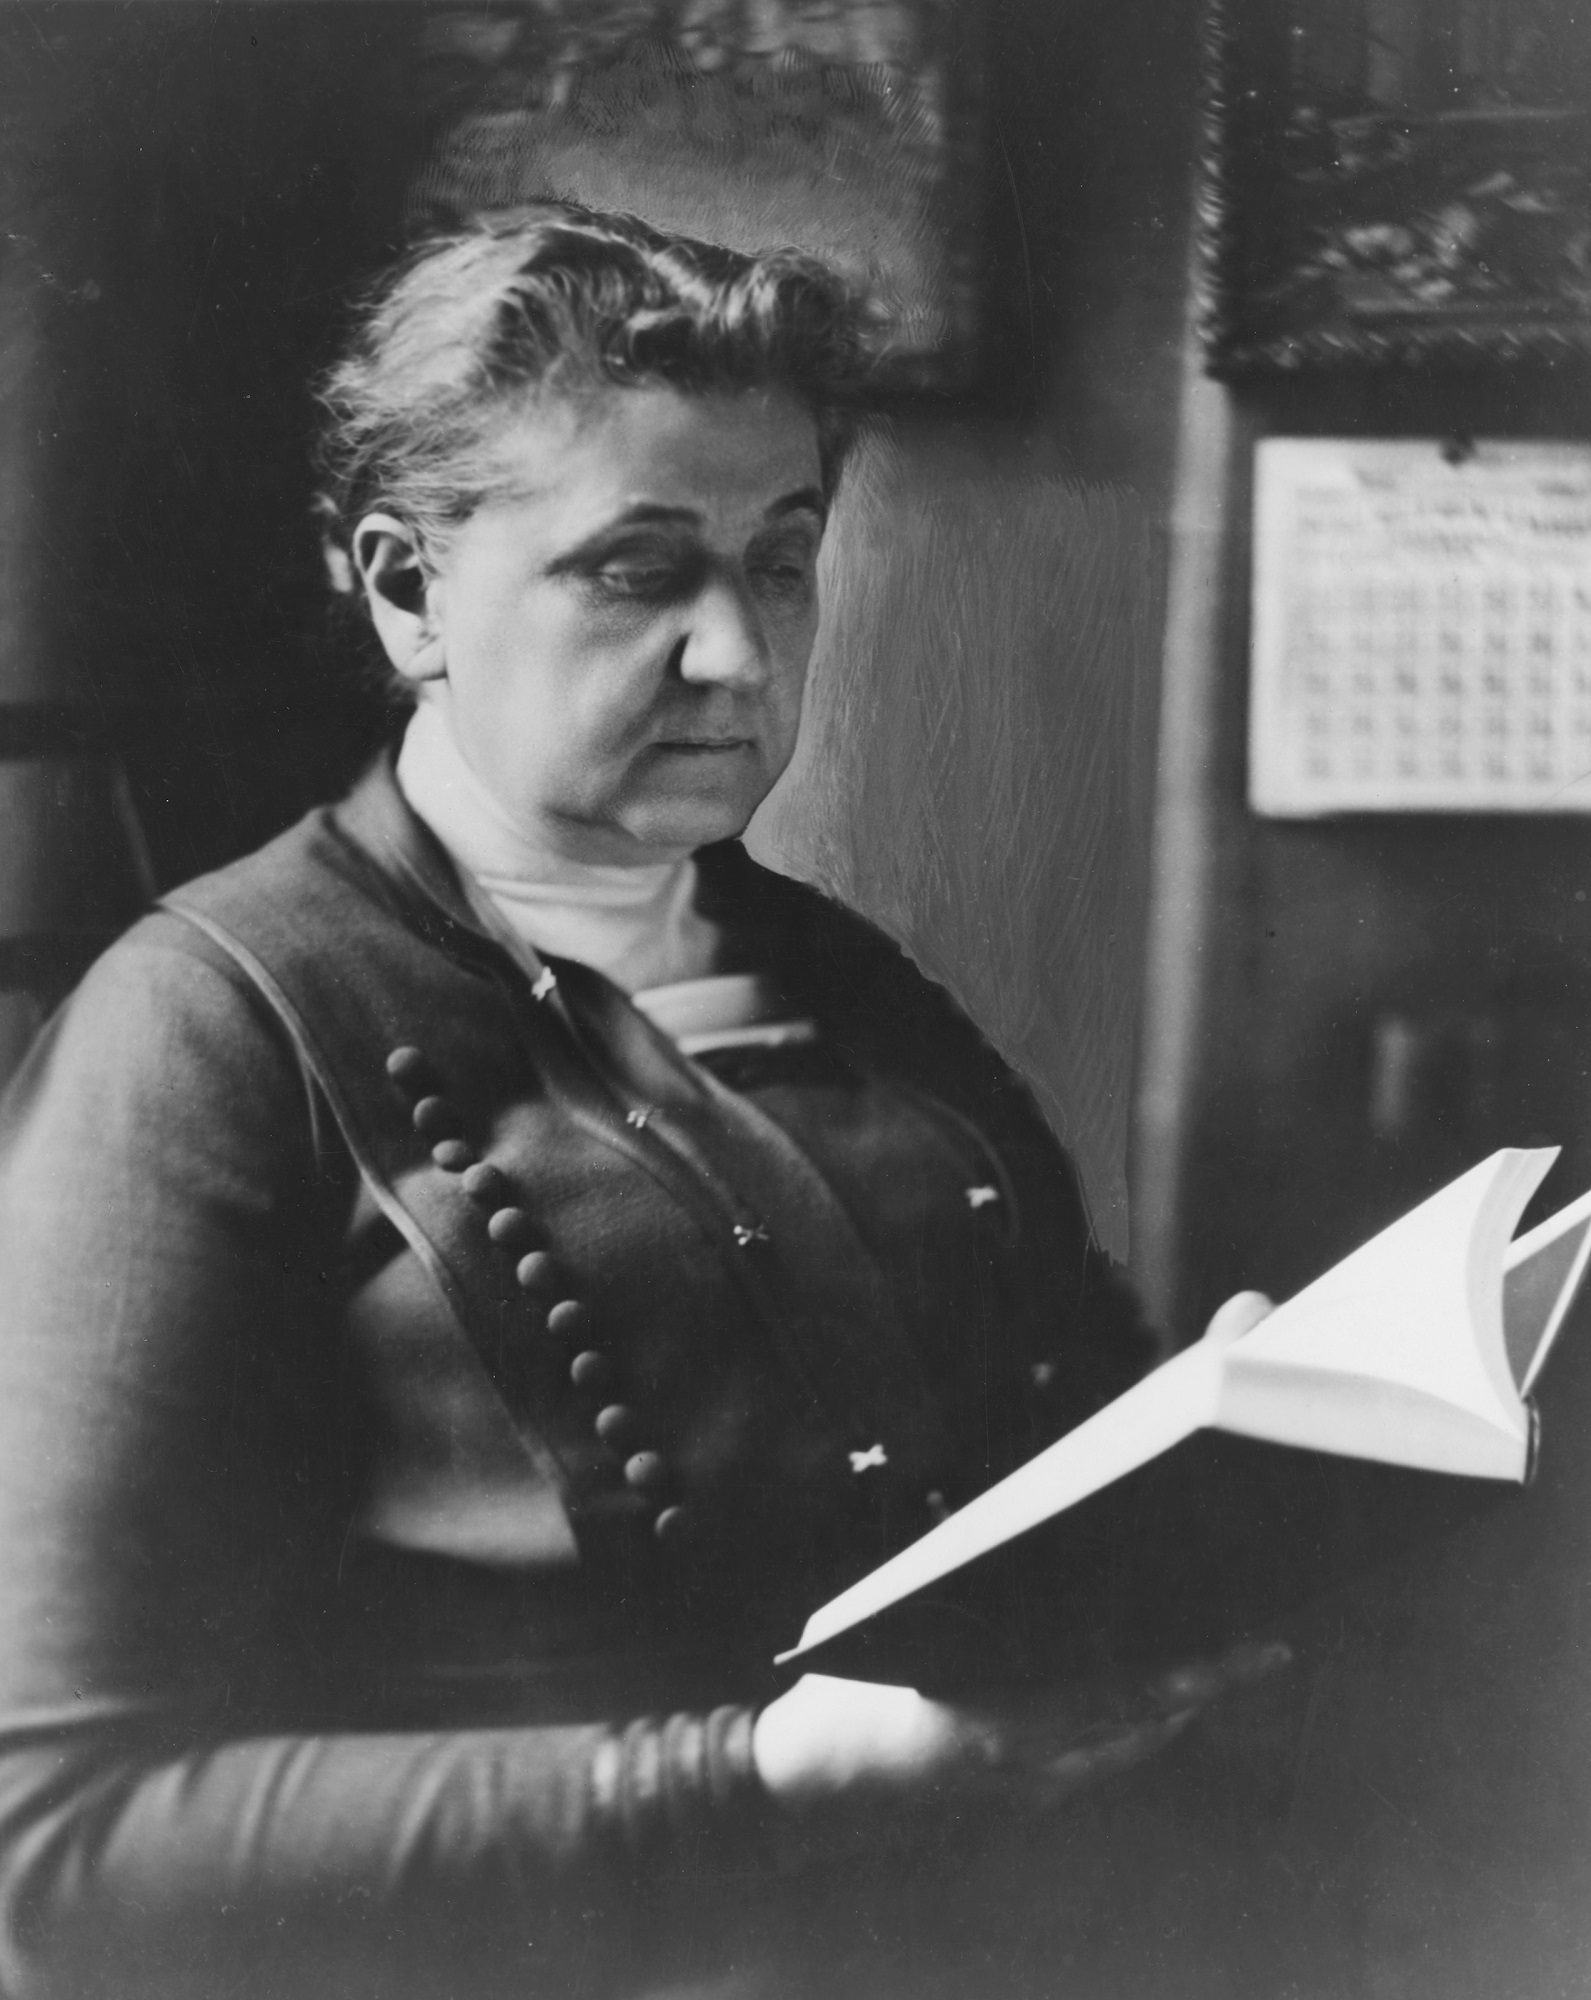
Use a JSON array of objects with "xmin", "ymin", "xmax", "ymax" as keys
[{"xmin": 395, "ymin": 699, "xmax": 722, "ymax": 992}]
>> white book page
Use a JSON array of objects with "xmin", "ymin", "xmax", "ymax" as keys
[
  {"xmin": 1220, "ymin": 1151, "xmax": 1554, "ymax": 1453},
  {"xmin": 1504, "ymin": 1186, "xmax": 1591, "ymax": 1396},
  {"xmin": 1214, "ymin": 1364, "xmax": 1529, "ymax": 1478}
]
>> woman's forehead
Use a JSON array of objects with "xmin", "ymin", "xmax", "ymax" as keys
[{"xmin": 481, "ymin": 381, "xmax": 825, "ymax": 524}]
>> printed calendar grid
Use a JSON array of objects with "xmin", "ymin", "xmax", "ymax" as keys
[{"xmin": 1250, "ymin": 442, "xmax": 1591, "ymax": 816}]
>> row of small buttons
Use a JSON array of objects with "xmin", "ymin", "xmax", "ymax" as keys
[
  {"xmin": 386, "ymin": 1042, "xmax": 1014, "ymax": 1539},
  {"xmin": 386, "ymin": 1044, "xmax": 687, "ymax": 1543}
]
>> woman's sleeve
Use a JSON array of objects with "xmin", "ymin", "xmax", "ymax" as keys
[{"xmin": 0, "ymin": 929, "xmax": 766, "ymax": 2000}]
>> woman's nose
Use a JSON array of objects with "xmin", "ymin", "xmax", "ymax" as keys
[{"xmin": 677, "ymin": 577, "xmax": 770, "ymax": 689}]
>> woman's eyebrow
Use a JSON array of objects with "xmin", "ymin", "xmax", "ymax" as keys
[
  {"xmin": 595, "ymin": 489, "xmax": 826, "ymax": 527},
  {"xmin": 765, "ymin": 486, "xmax": 827, "ymax": 523}
]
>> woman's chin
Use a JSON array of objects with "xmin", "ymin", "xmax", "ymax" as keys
[
  {"xmin": 620, "ymin": 797, "xmax": 757, "ymax": 856},
  {"xmin": 618, "ymin": 763, "xmax": 771, "ymax": 854}
]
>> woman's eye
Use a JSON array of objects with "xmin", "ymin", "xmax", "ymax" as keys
[
  {"xmin": 749, "ymin": 548, "xmax": 817, "ymax": 598},
  {"xmin": 592, "ymin": 562, "xmax": 687, "ymax": 601}
]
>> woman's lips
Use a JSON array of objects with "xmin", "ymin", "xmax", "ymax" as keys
[{"xmin": 653, "ymin": 737, "xmax": 752, "ymax": 753}]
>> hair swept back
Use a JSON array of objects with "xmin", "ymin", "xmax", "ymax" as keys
[{"xmin": 314, "ymin": 204, "xmax": 879, "ymax": 595}]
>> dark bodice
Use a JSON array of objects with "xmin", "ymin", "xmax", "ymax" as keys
[
  {"xmin": 321, "ymin": 1022, "xmax": 1056, "ymax": 1729},
  {"xmin": 0, "ymin": 760, "xmax": 1152, "ymax": 1998}
]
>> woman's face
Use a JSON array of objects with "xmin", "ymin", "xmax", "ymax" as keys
[{"xmin": 385, "ymin": 383, "xmax": 827, "ymax": 865}]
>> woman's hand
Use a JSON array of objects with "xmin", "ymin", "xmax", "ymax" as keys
[
  {"xmin": 1201, "ymin": 1290, "xmax": 1277, "ymax": 1347},
  {"xmin": 756, "ymin": 1291, "xmax": 1288, "ymax": 1838},
  {"xmin": 753, "ymin": 1640, "xmax": 1291, "ymax": 1831}
]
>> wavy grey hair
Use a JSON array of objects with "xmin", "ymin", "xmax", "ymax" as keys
[{"xmin": 315, "ymin": 204, "xmax": 878, "ymax": 601}]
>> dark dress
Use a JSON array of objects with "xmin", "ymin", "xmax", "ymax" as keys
[{"xmin": 0, "ymin": 758, "xmax": 1154, "ymax": 2000}]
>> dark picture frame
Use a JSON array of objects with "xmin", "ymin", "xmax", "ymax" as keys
[
  {"xmin": 1199, "ymin": 0, "xmax": 1591, "ymax": 374},
  {"xmin": 409, "ymin": 1, "xmax": 985, "ymax": 393}
]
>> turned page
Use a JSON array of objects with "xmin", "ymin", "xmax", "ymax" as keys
[
  {"xmin": 1504, "ymin": 1184, "xmax": 1591, "ymax": 1395},
  {"xmin": 1215, "ymin": 1148, "xmax": 1552, "ymax": 1479}
]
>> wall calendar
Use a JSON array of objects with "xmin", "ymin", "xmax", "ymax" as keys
[{"xmin": 1250, "ymin": 439, "xmax": 1591, "ymax": 816}]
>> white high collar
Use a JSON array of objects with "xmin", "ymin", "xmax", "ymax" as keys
[{"xmin": 395, "ymin": 697, "xmax": 720, "ymax": 993}]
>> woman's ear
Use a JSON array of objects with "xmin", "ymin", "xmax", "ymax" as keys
[{"xmin": 352, "ymin": 513, "xmax": 447, "ymax": 685}]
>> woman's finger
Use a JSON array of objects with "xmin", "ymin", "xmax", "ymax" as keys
[
  {"xmin": 1152, "ymin": 1638, "xmax": 1294, "ymax": 1708},
  {"xmin": 1148, "ymin": 1638, "xmax": 1293, "ymax": 1713},
  {"xmin": 1020, "ymin": 1709, "xmax": 1198, "ymax": 1808},
  {"xmin": 1201, "ymin": 1290, "xmax": 1277, "ymax": 1346}
]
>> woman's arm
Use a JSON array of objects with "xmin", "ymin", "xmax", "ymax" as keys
[
  {"xmin": 0, "ymin": 1711, "xmax": 765, "ymax": 2000},
  {"xmin": 0, "ymin": 930, "xmax": 765, "ymax": 2000}
]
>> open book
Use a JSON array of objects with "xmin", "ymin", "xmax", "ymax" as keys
[{"xmin": 778, "ymin": 1149, "xmax": 1591, "ymax": 1686}]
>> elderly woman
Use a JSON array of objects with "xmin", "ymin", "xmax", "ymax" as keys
[{"xmin": 0, "ymin": 209, "xmax": 1272, "ymax": 2000}]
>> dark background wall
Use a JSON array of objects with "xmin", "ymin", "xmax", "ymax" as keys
[
  {"xmin": 0, "ymin": 3, "xmax": 421, "ymax": 1070},
  {"xmin": 0, "ymin": 4, "xmax": 420, "ymax": 801}
]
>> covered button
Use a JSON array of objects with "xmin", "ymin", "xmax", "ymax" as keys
[
  {"xmin": 594, "ymin": 1404, "xmax": 636, "ymax": 1447},
  {"xmin": 487, "ymin": 1206, "xmax": 532, "ymax": 1248},
  {"xmin": 624, "ymin": 1450, "xmax": 667, "ymax": 1492},
  {"xmin": 461, "ymin": 1162, "xmax": 508, "ymax": 1206},
  {"xmin": 431, "ymin": 1139, "xmax": 475, "ymax": 1172},
  {"xmin": 385, "ymin": 1046, "xmax": 433, "ymax": 1092},
  {"xmin": 546, "ymin": 1300, "xmax": 589, "ymax": 1341},
  {"xmin": 412, "ymin": 1096, "xmax": 461, "ymax": 1141},
  {"xmin": 653, "ymin": 1505, "xmax": 690, "ymax": 1543},
  {"xmin": 569, "ymin": 1349, "xmax": 609, "ymax": 1392},
  {"xmin": 515, "ymin": 1250, "xmax": 559, "ymax": 1297}
]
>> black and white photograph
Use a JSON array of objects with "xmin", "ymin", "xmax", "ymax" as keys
[{"xmin": 1, "ymin": 3, "xmax": 1589, "ymax": 1997}]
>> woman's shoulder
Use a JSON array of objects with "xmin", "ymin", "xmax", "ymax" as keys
[
  {"xmin": 9, "ymin": 912, "xmax": 305, "ymax": 1117},
  {"xmin": 0, "ymin": 778, "xmax": 391, "ymax": 1148},
  {"xmin": 159, "ymin": 764, "xmax": 407, "ymax": 943},
  {"xmin": 699, "ymin": 843, "xmax": 943, "ymax": 997},
  {"xmin": 0, "ymin": 916, "xmax": 319, "ymax": 1252},
  {"xmin": 702, "ymin": 844, "xmax": 1011, "ymax": 1076}
]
